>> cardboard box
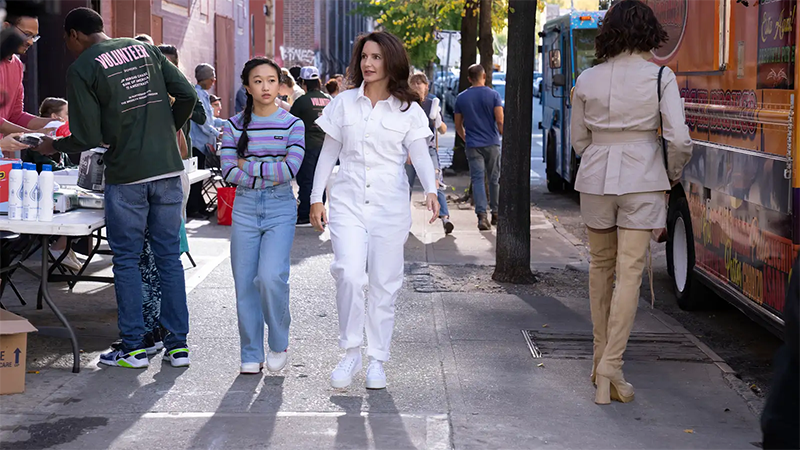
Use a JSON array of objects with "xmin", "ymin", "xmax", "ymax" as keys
[
  {"xmin": 0, "ymin": 310, "xmax": 37, "ymax": 395},
  {"xmin": 54, "ymin": 189, "xmax": 78, "ymax": 213},
  {"xmin": 0, "ymin": 159, "xmax": 13, "ymax": 214}
]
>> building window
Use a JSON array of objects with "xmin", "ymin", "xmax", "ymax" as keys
[{"xmin": 164, "ymin": 0, "xmax": 190, "ymax": 8}]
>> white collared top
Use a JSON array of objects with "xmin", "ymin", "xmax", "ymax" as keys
[{"xmin": 310, "ymin": 83, "xmax": 435, "ymax": 212}]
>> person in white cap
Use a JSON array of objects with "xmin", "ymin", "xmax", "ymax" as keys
[
  {"xmin": 187, "ymin": 63, "xmax": 219, "ymax": 218},
  {"xmin": 310, "ymin": 31, "xmax": 439, "ymax": 390},
  {"xmin": 290, "ymin": 66, "xmax": 332, "ymax": 227}
]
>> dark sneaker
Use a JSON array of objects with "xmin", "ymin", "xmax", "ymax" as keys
[
  {"xmin": 150, "ymin": 327, "xmax": 165, "ymax": 353},
  {"xmin": 296, "ymin": 218, "xmax": 313, "ymax": 228},
  {"xmin": 163, "ymin": 347, "xmax": 191, "ymax": 368},
  {"xmin": 113, "ymin": 332, "xmax": 163, "ymax": 356},
  {"xmin": 99, "ymin": 348, "xmax": 149, "ymax": 369},
  {"xmin": 143, "ymin": 332, "xmax": 164, "ymax": 355},
  {"xmin": 442, "ymin": 218, "xmax": 455, "ymax": 235},
  {"xmin": 491, "ymin": 213, "xmax": 498, "ymax": 226},
  {"xmin": 477, "ymin": 214, "xmax": 491, "ymax": 231}
]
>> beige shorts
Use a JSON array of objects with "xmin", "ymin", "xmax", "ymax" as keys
[{"xmin": 580, "ymin": 192, "xmax": 667, "ymax": 230}]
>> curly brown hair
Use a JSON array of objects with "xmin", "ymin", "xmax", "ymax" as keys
[
  {"xmin": 347, "ymin": 31, "xmax": 419, "ymax": 111},
  {"xmin": 595, "ymin": 0, "xmax": 669, "ymax": 60}
]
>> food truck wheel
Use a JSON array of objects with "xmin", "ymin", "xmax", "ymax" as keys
[{"xmin": 667, "ymin": 197, "xmax": 699, "ymax": 310}]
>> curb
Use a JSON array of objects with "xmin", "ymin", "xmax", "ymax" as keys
[
  {"xmin": 548, "ymin": 215, "xmax": 589, "ymax": 262},
  {"xmin": 645, "ymin": 300, "xmax": 765, "ymax": 417},
  {"xmin": 558, "ymin": 217, "xmax": 763, "ymax": 417}
]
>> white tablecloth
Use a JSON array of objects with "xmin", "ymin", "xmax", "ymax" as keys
[{"xmin": 0, "ymin": 209, "xmax": 105, "ymax": 237}]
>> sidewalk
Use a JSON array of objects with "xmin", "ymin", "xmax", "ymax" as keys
[{"xmin": 0, "ymin": 193, "xmax": 761, "ymax": 449}]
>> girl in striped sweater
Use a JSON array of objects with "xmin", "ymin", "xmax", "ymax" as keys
[{"xmin": 221, "ymin": 57, "xmax": 306, "ymax": 375}]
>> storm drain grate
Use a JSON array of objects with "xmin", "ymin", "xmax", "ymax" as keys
[{"xmin": 522, "ymin": 331, "xmax": 712, "ymax": 363}]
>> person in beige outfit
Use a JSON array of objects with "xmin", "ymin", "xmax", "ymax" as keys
[{"xmin": 570, "ymin": 0, "xmax": 693, "ymax": 405}]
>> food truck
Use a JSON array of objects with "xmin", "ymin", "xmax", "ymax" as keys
[{"xmin": 650, "ymin": 0, "xmax": 798, "ymax": 335}]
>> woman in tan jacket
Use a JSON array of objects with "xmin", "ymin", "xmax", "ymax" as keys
[{"xmin": 570, "ymin": 0, "xmax": 693, "ymax": 405}]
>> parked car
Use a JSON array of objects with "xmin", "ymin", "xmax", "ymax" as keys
[
  {"xmin": 444, "ymin": 77, "xmax": 460, "ymax": 114},
  {"xmin": 433, "ymin": 70, "xmax": 458, "ymax": 99}
]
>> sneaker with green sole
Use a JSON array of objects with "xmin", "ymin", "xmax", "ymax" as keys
[
  {"xmin": 99, "ymin": 348, "xmax": 149, "ymax": 369},
  {"xmin": 163, "ymin": 347, "xmax": 190, "ymax": 368}
]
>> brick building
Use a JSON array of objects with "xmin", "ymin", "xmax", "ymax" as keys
[
  {"xmin": 23, "ymin": 0, "xmax": 249, "ymax": 118},
  {"xmin": 248, "ymin": 0, "xmax": 372, "ymax": 78},
  {"xmin": 21, "ymin": 0, "xmax": 370, "ymax": 121},
  {"xmin": 99, "ymin": 0, "xmax": 250, "ymax": 117}
]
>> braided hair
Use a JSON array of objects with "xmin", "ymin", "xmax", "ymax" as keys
[{"xmin": 237, "ymin": 57, "xmax": 282, "ymax": 158}]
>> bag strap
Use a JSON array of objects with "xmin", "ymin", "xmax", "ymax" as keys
[{"xmin": 657, "ymin": 66, "xmax": 669, "ymax": 171}]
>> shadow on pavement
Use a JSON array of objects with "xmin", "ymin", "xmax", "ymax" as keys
[{"xmin": 189, "ymin": 374, "xmax": 284, "ymax": 448}]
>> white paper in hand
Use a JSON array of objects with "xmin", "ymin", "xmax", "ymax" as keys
[{"xmin": 429, "ymin": 97, "xmax": 440, "ymax": 120}]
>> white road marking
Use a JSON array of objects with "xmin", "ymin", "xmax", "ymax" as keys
[{"xmin": 139, "ymin": 411, "xmax": 449, "ymax": 419}]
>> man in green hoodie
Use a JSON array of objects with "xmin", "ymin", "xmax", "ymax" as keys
[{"xmin": 33, "ymin": 7, "xmax": 197, "ymax": 370}]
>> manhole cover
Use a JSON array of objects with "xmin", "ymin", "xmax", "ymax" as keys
[{"xmin": 522, "ymin": 331, "xmax": 711, "ymax": 363}]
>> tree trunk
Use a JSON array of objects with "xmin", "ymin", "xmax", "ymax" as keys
[
  {"xmin": 492, "ymin": 0, "xmax": 537, "ymax": 285},
  {"xmin": 452, "ymin": 0, "xmax": 479, "ymax": 172},
  {"xmin": 451, "ymin": 134, "xmax": 469, "ymax": 173},
  {"xmin": 426, "ymin": 61, "xmax": 435, "ymax": 85},
  {"xmin": 479, "ymin": 0, "xmax": 493, "ymax": 88},
  {"xmin": 459, "ymin": 0, "xmax": 479, "ymax": 92}
]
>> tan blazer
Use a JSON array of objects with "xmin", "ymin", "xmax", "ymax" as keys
[{"xmin": 570, "ymin": 52, "xmax": 693, "ymax": 196}]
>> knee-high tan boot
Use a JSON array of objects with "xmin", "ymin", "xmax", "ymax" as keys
[
  {"xmin": 588, "ymin": 230, "xmax": 617, "ymax": 385},
  {"xmin": 595, "ymin": 228, "xmax": 651, "ymax": 405}
]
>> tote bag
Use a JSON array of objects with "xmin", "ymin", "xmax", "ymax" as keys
[{"xmin": 216, "ymin": 186, "xmax": 236, "ymax": 226}]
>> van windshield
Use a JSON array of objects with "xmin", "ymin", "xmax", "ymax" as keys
[{"xmin": 573, "ymin": 28, "xmax": 600, "ymax": 80}]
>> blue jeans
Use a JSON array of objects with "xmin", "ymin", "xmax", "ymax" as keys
[
  {"xmin": 405, "ymin": 148, "xmax": 450, "ymax": 218},
  {"xmin": 466, "ymin": 145, "xmax": 501, "ymax": 215},
  {"xmin": 105, "ymin": 177, "xmax": 188, "ymax": 352},
  {"xmin": 230, "ymin": 183, "xmax": 297, "ymax": 363}
]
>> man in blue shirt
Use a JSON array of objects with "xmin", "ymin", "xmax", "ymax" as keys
[
  {"xmin": 188, "ymin": 63, "xmax": 220, "ymax": 217},
  {"xmin": 454, "ymin": 64, "xmax": 504, "ymax": 230}
]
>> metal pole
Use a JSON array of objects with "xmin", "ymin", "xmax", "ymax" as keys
[{"xmin": 445, "ymin": 32, "xmax": 452, "ymax": 88}]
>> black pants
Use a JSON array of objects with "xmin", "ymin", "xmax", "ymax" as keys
[
  {"xmin": 186, "ymin": 148, "xmax": 207, "ymax": 215},
  {"xmin": 761, "ymin": 251, "xmax": 799, "ymax": 449},
  {"xmin": 296, "ymin": 147, "xmax": 325, "ymax": 222}
]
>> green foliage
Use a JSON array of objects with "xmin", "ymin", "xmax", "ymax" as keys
[{"xmin": 353, "ymin": 0, "xmax": 508, "ymax": 69}]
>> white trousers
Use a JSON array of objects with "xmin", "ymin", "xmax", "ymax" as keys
[{"xmin": 329, "ymin": 211, "xmax": 407, "ymax": 362}]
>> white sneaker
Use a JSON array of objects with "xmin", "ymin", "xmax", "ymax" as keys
[
  {"xmin": 240, "ymin": 362, "xmax": 263, "ymax": 374},
  {"xmin": 266, "ymin": 349, "xmax": 289, "ymax": 372},
  {"xmin": 331, "ymin": 352, "xmax": 362, "ymax": 389},
  {"xmin": 365, "ymin": 358, "xmax": 386, "ymax": 390},
  {"xmin": 51, "ymin": 248, "xmax": 82, "ymax": 271}
]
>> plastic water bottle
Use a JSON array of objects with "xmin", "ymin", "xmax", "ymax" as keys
[
  {"xmin": 7, "ymin": 162, "xmax": 23, "ymax": 220},
  {"xmin": 38, "ymin": 164, "xmax": 54, "ymax": 222},
  {"xmin": 22, "ymin": 163, "xmax": 39, "ymax": 221}
]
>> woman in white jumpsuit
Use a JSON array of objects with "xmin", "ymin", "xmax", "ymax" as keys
[{"xmin": 310, "ymin": 31, "xmax": 440, "ymax": 390}]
